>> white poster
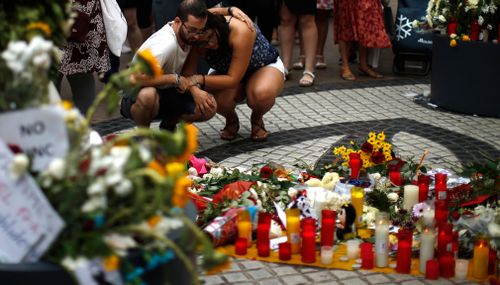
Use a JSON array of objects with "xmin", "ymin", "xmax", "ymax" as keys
[
  {"xmin": 0, "ymin": 141, "xmax": 65, "ymax": 262},
  {"xmin": 0, "ymin": 105, "xmax": 69, "ymax": 171}
]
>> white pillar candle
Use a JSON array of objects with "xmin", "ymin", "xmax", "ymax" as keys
[
  {"xmin": 455, "ymin": 259, "xmax": 469, "ymax": 280},
  {"xmin": 403, "ymin": 185, "xmax": 419, "ymax": 211},
  {"xmin": 375, "ymin": 219, "xmax": 389, "ymax": 267},
  {"xmin": 321, "ymin": 246, "xmax": 334, "ymax": 265},
  {"xmin": 419, "ymin": 228, "xmax": 436, "ymax": 273},
  {"xmin": 422, "ymin": 206, "xmax": 435, "ymax": 227},
  {"xmin": 347, "ymin": 240, "xmax": 360, "ymax": 259}
]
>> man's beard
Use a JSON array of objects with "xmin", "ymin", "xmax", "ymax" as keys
[{"xmin": 179, "ymin": 29, "xmax": 197, "ymax": 45}]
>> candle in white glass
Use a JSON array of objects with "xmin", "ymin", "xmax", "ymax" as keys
[
  {"xmin": 321, "ymin": 246, "xmax": 334, "ymax": 265},
  {"xmin": 375, "ymin": 218, "xmax": 389, "ymax": 267},
  {"xmin": 419, "ymin": 227, "xmax": 436, "ymax": 273},
  {"xmin": 455, "ymin": 259, "xmax": 469, "ymax": 280},
  {"xmin": 346, "ymin": 240, "xmax": 360, "ymax": 259},
  {"xmin": 403, "ymin": 185, "xmax": 419, "ymax": 211},
  {"xmin": 422, "ymin": 206, "xmax": 435, "ymax": 227}
]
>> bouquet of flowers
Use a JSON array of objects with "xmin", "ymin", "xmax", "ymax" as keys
[{"xmin": 455, "ymin": 204, "xmax": 500, "ymax": 252}]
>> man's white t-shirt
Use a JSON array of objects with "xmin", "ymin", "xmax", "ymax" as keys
[{"xmin": 134, "ymin": 22, "xmax": 191, "ymax": 87}]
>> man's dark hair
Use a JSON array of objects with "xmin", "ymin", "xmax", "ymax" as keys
[{"xmin": 176, "ymin": 0, "xmax": 208, "ymax": 22}]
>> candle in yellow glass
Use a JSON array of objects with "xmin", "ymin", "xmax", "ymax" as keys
[
  {"xmin": 237, "ymin": 210, "xmax": 252, "ymax": 247},
  {"xmin": 350, "ymin": 187, "xmax": 364, "ymax": 228},
  {"xmin": 472, "ymin": 237, "xmax": 490, "ymax": 279},
  {"xmin": 286, "ymin": 208, "xmax": 301, "ymax": 254}
]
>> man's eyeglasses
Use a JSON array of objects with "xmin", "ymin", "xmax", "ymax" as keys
[{"xmin": 181, "ymin": 23, "xmax": 207, "ymax": 35}]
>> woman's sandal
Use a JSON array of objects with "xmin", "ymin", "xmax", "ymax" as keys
[
  {"xmin": 341, "ymin": 68, "xmax": 356, "ymax": 81},
  {"xmin": 359, "ymin": 67, "xmax": 383, "ymax": 78},
  {"xmin": 299, "ymin": 70, "xmax": 315, "ymax": 87},
  {"xmin": 315, "ymin": 55, "xmax": 327, "ymax": 69},
  {"xmin": 220, "ymin": 119, "xmax": 240, "ymax": 141},
  {"xmin": 251, "ymin": 120, "xmax": 269, "ymax": 142},
  {"xmin": 292, "ymin": 55, "xmax": 305, "ymax": 70}
]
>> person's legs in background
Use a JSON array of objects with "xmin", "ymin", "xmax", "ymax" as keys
[
  {"xmin": 278, "ymin": 3, "xmax": 297, "ymax": 78},
  {"xmin": 298, "ymin": 13, "xmax": 317, "ymax": 86},
  {"xmin": 314, "ymin": 4, "xmax": 332, "ymax": 69},
  {"xmin": 137, "ymin": 0, "xmax": 153, "ymax": 39},
  {"xmin": 67, "ymin": 73, "xmax": 96, "ymax": 115}
]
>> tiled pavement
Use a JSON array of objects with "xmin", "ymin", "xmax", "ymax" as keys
[{"xmin": 92, "ymin": 78, "xmax": 499, "ymax": 285}]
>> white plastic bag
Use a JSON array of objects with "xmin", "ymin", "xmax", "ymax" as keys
[{"xmin": 100, "ymin": 0, "xmax": 127, "ymax": 57}]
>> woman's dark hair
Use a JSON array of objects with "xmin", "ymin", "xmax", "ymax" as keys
[
  {"xmin": 204, "ymin": 12, "xmax": 230, "ymax": 53},
  {"xmin": 176, "ymin": 0, "xmax": 208, "ymax": 22}
]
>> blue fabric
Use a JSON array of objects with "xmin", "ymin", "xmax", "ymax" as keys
[{"xmin": 205, "ymin": 24, "xmax": 279, "ymax": 76}]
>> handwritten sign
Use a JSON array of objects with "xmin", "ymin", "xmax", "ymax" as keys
[
  {"xmin": 0, "ymin": 105, "xmax": 69, "ymax": 171},
  {"xmin": 0, "ymin": 141, "xmax": 65, "ymax": 262}
]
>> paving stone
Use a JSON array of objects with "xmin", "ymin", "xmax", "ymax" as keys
[
  {"xmin": 258, "ymin": 279, "xmax": 285, "ymax": 285},
  {"xmin": 271, "ymin": 266, "xmax": 300, "ymax": 276},
  {"xmin": 330, "ymin": 270, "xmax": 359, "ymax": 280},
  {"xmin": 365, "ymin": 274, "xmax": 391, "ymax": 284},
  {"xmin": 401, "ymin": 280, "xmax": 427, "ymax": 285},
  {"xmin": 304, "ymin": 271, "xmax": 334, "ymax": 282},
  {"xmin": 340, "ymin": 277, "xmax": 368, "ymax": 285},
  {"xmin": 280, "ymin": 274, "xmax": 312, "ymax": 285},
  {"xmin": 240, "ymin": 261, "xmax": 267, "ymax": 270},
  {"xmin": 223, "ymin": 272, "xmax": 250, "ymax": 283},
  {"xmin": 202, "ymin": 275, "xmax": 226, "ymax": 285},
  {"xmin": 247, "ymin": 269, "xmax": 273, "ymax": 280}
]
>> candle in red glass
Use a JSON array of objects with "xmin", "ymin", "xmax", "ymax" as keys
[
  {"xmin": 360, "ymin": 242, "xmax": 374, "ymax": 269},
  {"xmin": 452, "ymin": 230, "xmax": 459, "ymax": 253},
  {"xmin": 437, "ymin": 223, "xmax": 453, "ymax": 257},
  {"xmin": 235, "ymin": 237, "xmax": 248, "ymax": 255},
  {"xmin": 361, "ymin": 252, "xmax": 374, "ymax": 269},
  {"xmin": 360, "ymin": 242, "xmax": 373, "ymax": 258},
  {"xmin": 439, "ymin": 255, "xmax": 455, "ymax": 278},
  {"xmin": 279, "ymin": 242, "xmax": 292, "ymax": 260},
  {"xmin": 470, "ymin": 20, "xmax": 480, "ymax": 40},
  {"xmin": 434, "ymin": 200, "xmax": 449, "ymax": 227},
  {"xmin": 349, "ymin": 152, "xmax": 362, "ymax": 180},
  {"xmin": 434, "ymin": 173, "xmax": 448, "ymax": 201},
  {"xmin": 257, "ymin": 240, "xmax": 270, "ymax": 257},
  {"xmin": 389, "ymin": 171, "xmax": 403, "ymax": 186},
  {"xmin": 321, "ymin": 210, "xmax": 336, "ymax": 246},
  {"xmin": 489, "ymin": 249, "xmax": 498, "ymax": 275},
  {"xmin": 418, "ymin": 174, "xmax": 431, "ymax": 202},
  {"xmin": 257, "ymin": 212, "xmax": 271, "ymax": 246},
  {"xmin": 396, "ymin": 228, "xmax": 413, "ymax": 273},
  {"xmin": 447, "ymin": 22, "xmax": 457, "ymax": 36},
  {"xmin": 301, "ymin": 218, "xmax": 317, "ymax": 263},
  {"xmin": 426, "ymin": 259, "xmax": 440, "ymax": 280}
]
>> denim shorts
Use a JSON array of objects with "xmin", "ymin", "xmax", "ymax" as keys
[{"xmin": 120, "ymin": 87, "xmax": 195, "ymax": 121}]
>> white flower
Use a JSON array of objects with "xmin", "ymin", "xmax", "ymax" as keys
[
  {"xmin": 9, "ymin": 153, "xmax": 29, "ymax": 179},
  {"xmin": 81, "ymin": 196, "xmax": 107, "ymax": 213},
  {"xmin": 478, "ymin": 16, "xmax": 484, "ymax": 25},
  {"xmin": 468, "ymin": 0, "xmax": 479, "ymax": 7},
  {"xmin": 144, "ymin": 216, "xmax": 183, "ymax": 236},
  {"xmin": 104, "ymin": 233, "xmax": 137, "ymax": 250},
  {"xmin": 488, "ymin": 223, "xmax": 500, "ymax": 237},
  {"xmin": 114, "ymin": 179, "xmax": 133, "ymax": 196},
  {"xmin": 188, "ymin": 167, "xmax": 198, "ymax": 177},
  {"xmin": 321, "ymin": 172, "xmax": 339, "ymax": 190},
  {"xmin": 305, "ymin": 178, "xmax": 321, "ymax": 187},
  {"xmin": 387, "ymin": 192, "xmax": 399, "ymax": 203},
  {"xmin": 288, "ymin": 188, "xmax": 298, "ymax": 198},
  {"xmin": 412, "ymin": 20, "xmax": 420, "ymax": 28},
  {"xmin": 438, "ymin": 15, "xmax": 447, "ymax": 23},
  {"xmin": 61, "ymin": 256, "xmax": 89, "ymax": 271},
  {"xmin": 105, "ymin": 171, "xmax": 123, "ymax": 186},
  {"xmin": 87, "ymin": 179, "xmax": 106, "ymax": 195},
  {"xmin": 48, "ymin": 158, "xmax": 66, "ymax": 180},
  {"xmin": 210, "ymin": 167, "xmax": 224, "ymax": 179}
]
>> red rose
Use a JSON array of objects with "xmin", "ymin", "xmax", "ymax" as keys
[
  {"xmin": 7, "ymin": 144, "xmax": 23, "ymax": 154},
  {"xmin": 361, "ymin": 142, "xmax": 373, "ymax": 153},
  {"xmin": 371, "ymin": 151, "xmax": 385, "ymax": 164},
  {"xmin": 260, "ymin": 165, "xmax": 273, "ymax": 179},
  {"xmin": 387, "ymin": 158, "xmax": 405, "ymax": 172}
]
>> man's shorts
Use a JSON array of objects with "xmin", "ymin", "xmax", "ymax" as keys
[{"xmin": 120, "ymin": 87, "xmax": 196, "ymax": 121}]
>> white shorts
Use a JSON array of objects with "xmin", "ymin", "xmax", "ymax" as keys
[{"xmin": 208, "ymin": 57, "xmax": 286, "ymax": 80}]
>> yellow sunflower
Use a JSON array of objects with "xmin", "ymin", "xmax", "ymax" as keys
[
  {"xmin": 172, "ymin": 177, "xmax": 192, "ymax": 207},
  {"xmin": 175, "ymin": 124, "xmax": 198, "ymax": 163},
  {"xmin": 376, "ymin": 132, "xmax": 386, "ymax": 141},
  {"xmin": 103, "ymin": 255, "xmax": 120, "ymax": 271},
  {"xmin": 166, "ymin": 162, "xmax": 186, "ymax": 177},
  {"xmin": 26, "ymin": 22, "xmax": 52, "ymax": 37},
  {"xmin": 135, "ymin": 49, "xmax": 163, "ymax": 77},
  {"xmin": 61, "ymin": 100, "xmax": 73, "ymax": 110}
]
